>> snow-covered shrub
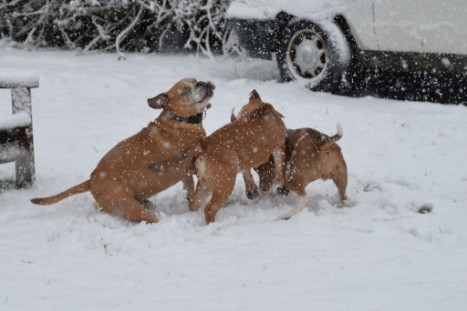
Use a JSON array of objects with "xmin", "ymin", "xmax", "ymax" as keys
[{"xmin": 0, "ymin": 0, "xmax": 230, "ymax": 56}]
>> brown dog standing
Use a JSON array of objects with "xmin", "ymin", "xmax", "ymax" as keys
[
  {"xmin": 249, "ymin": 125, "xmax": 348, "ymax": 219},
  {"xmin": 31, "ymin": 78, "xmax": 215, "ymax": 223},
  {"xmin": 188, "ymin": 90, "xmax": 287, "ymax": 224},
  {"xmin": 280, "ymin": 125, "xmax": 347, "ymax": 219}
]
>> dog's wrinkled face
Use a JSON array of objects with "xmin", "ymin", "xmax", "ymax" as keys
[{"xmin": 148, "ymin": 78, "xmax": 215, "ymax": 117}]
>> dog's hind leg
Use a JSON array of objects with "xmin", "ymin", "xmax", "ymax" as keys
[
  {"xmin": 280, "ymin": 176, "xmax": 308, "ymax": 220},
  {"xmin": 272, "ymin": 147, "xmax": 286, "ymax": 188},
  {"xmin": 204, "ymin": 183, "xmax": 235, "ymax": 224},
  {"xmin": 182, "ymin": 175, "xmax": 195, "ymax": 201},
  {"xmin": 188, "ymin": 182, "xmax": 210, "ymax": 212},
  {"xmin": 90, "ymin": 178, "xmax": 158, "ymax": 223},
  {"xmin": 202, "ymin": 166, "xmax": 236, "ymax": 224},
  {"xmin": 189, "ymin": 156, "xmax": 211, "ymax": 212},
  {"xmin": 255, "ymin": 158, "xmax": 275, "ymax": 192},
  {"xmin": 332, "ymin": 167, "xmax": 348, "ymax": 205},
  {"xmin": 136, "ymin": 196, "xmax": 157, "ymax": 211},
  {"xmin": 281, "ymin": 193, "xmax": 309, "ymax": 220},
  {"xmin": 242, "ymin": 169, "xmax": 259, "ymax": 200}
]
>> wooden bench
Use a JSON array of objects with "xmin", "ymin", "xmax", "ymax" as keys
[{"xmin": 0, "ymin": 75, "xmax": 39, "ymax": 188}]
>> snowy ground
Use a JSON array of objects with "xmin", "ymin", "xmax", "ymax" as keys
[{"xmin": 1, "ymin": 43, "xmax": 467, "ymax": 310}]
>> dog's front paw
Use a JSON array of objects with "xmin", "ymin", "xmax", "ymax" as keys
[
  {"xmin": 247, "ymin": 190, "xmax": 259, "ymax": 200},
  {"xmin": 276, "ymin": 186, "xmax": 290, "ymax": 196}
]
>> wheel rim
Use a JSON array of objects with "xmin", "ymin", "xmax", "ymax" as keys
[{"xmin": 286, "ymin": 29, "xmax": 328, "ymax": 80}]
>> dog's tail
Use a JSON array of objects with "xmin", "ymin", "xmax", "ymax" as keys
[
  {"xmin": 194, "ymin": 155, "xmax": 207, "ymax": 180},
  {"xmin": 320, "ymin": 123, "xmax": 343, "ymax": 147},
  {"xmin": 31, "ymin": 180, "xmax": 91, "ymax": 205}
]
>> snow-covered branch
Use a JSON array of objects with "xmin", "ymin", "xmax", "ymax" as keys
[{"xmin": 0, "ymin": 0, "xmax": 231, "ymax": 57}]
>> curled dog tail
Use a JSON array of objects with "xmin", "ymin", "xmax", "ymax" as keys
[
  {"xmin": 332, "ymin": 123, "xmax": 343, "ymax": 142},
  {"xmin": 230, "ymin": 108, "xmax": 237, "ymax": 122},
  {"xmin": 320, "ymin": 123, "xmax": 343, "ymax": 147},
  {"xmin": 31, "ymin": 180, "xmax": 91, "ymax": 205}
]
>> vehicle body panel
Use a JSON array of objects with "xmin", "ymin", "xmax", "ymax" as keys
[
  {"xmin": 373, "ymin": 0, "xmax": 467, "ymax": 54},
  {"xmin": 227, "ymin": 0, "xmax": 467, "ymax": 55}
]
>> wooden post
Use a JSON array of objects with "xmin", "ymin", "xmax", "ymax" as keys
[{"xmin": 11, "ymin": 87, "xmax": 35, "ymax": 188}]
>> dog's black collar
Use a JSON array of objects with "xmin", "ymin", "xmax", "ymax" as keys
[
  {"xmin": 163, "ymin": 111, "xmax": 204, "ymax": 124},
  {"xmin": 163, "ymin": 104, "xmax": 211, "ymax": 124}
]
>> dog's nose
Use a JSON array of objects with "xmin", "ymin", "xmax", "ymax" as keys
[{"xmin": 196, "ymin": 81, "xmax": 215, "ymax": 91}]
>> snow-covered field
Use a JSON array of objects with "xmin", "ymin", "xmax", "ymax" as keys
[{"xmin": 1, "ymin": 43, "xmax": 467, "ymax": 310}]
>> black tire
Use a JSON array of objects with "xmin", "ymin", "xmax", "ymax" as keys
[{"xmin": 277, "ymin": 19, "xmax": 350, "ymax": 92}]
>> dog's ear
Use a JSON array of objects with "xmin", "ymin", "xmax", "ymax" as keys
[
  {"xmin": 249, "ymin": 89, "xmax": 261, "ymax": 101},
  {"xmin": 147, "ymin": 93, "xmax": 168, "ymax": 109}
]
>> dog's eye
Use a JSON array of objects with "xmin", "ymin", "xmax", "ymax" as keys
[{"xmin": 182, "ymin": 87, "xmax": 192, "ymax": 96}]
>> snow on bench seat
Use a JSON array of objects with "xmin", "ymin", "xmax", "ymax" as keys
[{"xmin": 0, "ymin": 72, "xmax": 40, "ymax": 88}]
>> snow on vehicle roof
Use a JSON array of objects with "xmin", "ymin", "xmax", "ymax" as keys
[{"xmin": 227, "ymin": 0, "xmax": 348, "ymax": 20}]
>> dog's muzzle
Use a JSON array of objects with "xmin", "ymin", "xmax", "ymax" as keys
[{"xmin": 194, "ymin": 81, "xmax": 215, "ymax": 103}]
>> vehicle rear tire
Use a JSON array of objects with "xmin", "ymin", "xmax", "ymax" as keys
[{"xmin": 277, "ymin": 19, "xmax": 351, "ymax": 92}]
